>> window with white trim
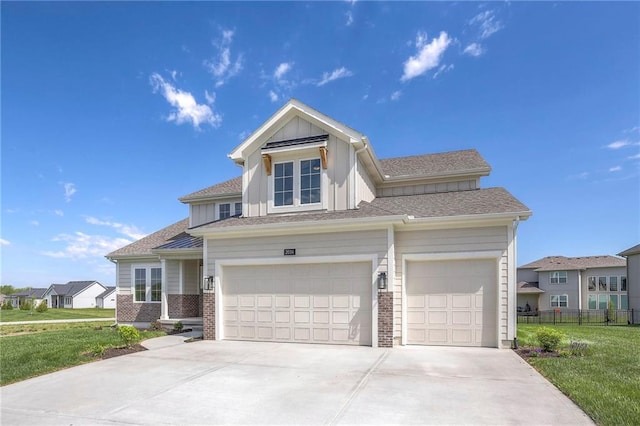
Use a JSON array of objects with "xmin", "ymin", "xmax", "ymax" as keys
[
  {"xmin": 272, "ymin": 158, "xmax": 322, "ymax": 209},
  {"xmin": 64, "ymin": 297, "xmax": 72, "ymax": 305},
  {"xmin": 550, "ymin": 271, "xmax": 567, "ymax": 284},
  {"xmin": 234, "ymin": 202, "xmax": 242, "ymax": 216},
  {"xmin": 550, "ymin": 294, "xmax": 568, "ymax": 308},
  {"xmin": 219, "ymin": 203, "xmax": 231, "ymax": 219},
  {"xmin": 133, "ymin": 266, "xmax": 162, "ymax": 302}
]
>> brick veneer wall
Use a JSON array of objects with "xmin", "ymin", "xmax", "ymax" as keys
[
  {"xmin": 378, "ymin": 292, "xmax": 394, "ymax": 347},
  {"xmin": 167, "ymin": 294, "xmax": 200, "ymax": 318},
  {"xmin": 116, "ymin": 295, "xmax": 161, "ymax": 323},
  {"xmin": 203, "ymin": 292, "xmax": 215, "ymax": 340}
]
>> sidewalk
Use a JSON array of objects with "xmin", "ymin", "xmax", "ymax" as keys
[{"xmin": 0, "ymin": 318, "xmax": 115, "ymax": 326}]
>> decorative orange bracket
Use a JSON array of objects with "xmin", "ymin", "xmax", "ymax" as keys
[
  {"xmin": 262, "ymin": 154, "xmax": 272, "ymax": 176},
  {"xmin": 319, "ymin": 147, "xmax": 328, "ymax": 169}
]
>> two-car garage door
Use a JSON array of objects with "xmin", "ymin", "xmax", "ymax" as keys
[
  {"xmin": 222, "ymin": 262, "xmax": 372, "ymax": 346},
  {"xmin": 406, "ymin": 259, "xmax": 497, "ymax": 347}
]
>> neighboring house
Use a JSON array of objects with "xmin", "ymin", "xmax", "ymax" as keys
[
  {"xmin": 43, "ymin": 281, "xmax": 106, "ymax": 309},
  {"xmin": 6, "ymin": 288, "xmax": 47, "ymax": 308},
  {"xmin": 618, "ymin": 244, "xmax": 640, "ymax": 324},
  {"xmin": 96, "ymin": 286, "xmax": 116, "ymax": 309},
  {"xmin": 517, "ymin": 255, "xmax": 627, "ymax": 312},
  {"xmin": 107, "ymin": 99, "xmax": 531, "ymax": 348}
]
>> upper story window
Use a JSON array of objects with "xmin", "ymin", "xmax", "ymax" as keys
[
  {"xmin": 219, "ymin": 203, "xmax": 231, "ymax": 219},
  {"xmin": 550, "ymin": 271, "xmax": 567, "ymax": 284},
  {"xmin": 234, "ymin": 202, "xmax": 242, "ymax": 216},
  {"xmin": 272, "ymin": 158, "xmax": 323, "ymax": 210}
]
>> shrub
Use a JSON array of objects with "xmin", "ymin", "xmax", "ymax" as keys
[
  {"xmin": 569, "ymin": 341, "xmax": 590, "ymax": 357},
  {"xmin": 35, "ymin": 300, "xmax": 48, "ymax": 312},
  {"xmin": 90, "ymin": 344, "xmax": 106, "ymax": 357},
  {"xmin": 149, "ymin": 320, "xmax": 163, "ymax": 331},
  {"xmin": 173, "ymin": 321, "xmax": 184, "ymax": 332},
  {"xmin": 118, "ymin": 325, "xmax": 141, "ymax": 347},
  {"xmin": 1, "ymin": 300, "xmax": 13, "ymax": 310},
  {"xmin": 19, "ymin": 300, "xmax": 33, "ymax": 311},
  {"xmin": 536, "ymin": 326, "xmax": 565, "ymax": 352}
]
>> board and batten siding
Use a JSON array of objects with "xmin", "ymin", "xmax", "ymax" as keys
[
  {"xmin": 206, "ymin": 229, "xmax": 388, "ymax": 276},
  {"xmin": 393, "ymin": 226, "xmax": 510, "ymax": 344},
  {"xmin": 183, "ymin": 259, "xmax": 200, "ymax": 294},
  {"xmin": 244, "ymin": 116, "xmax": 352, "ymax": 217},
  {"xmin": 190, "ymin": 203, "xmax": 215, "ymax": 227},
  {"xmin": 357, "ymin": 157, "xmax": 376, "ymax": 204},
  {"xmin": 166, "ymin": 260, "xmax": 180, "ymax": 294}
]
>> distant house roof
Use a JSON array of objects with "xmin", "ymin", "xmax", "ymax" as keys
[
  {"xmin": 106, "ymin": 218, "xmax": 191, "ymax": 258},
  {"xmin": 517, "ymin": 282, "xmax": 545, "ymax": 294},
  {"xmin": 11, "ymin": 288, "xmax": 48, "ymax": 298},
  {"xmin": 190, "ymin": 187, "xmax": 529, "ymax": 231},
  {"xmin": 49, "ymin": 281, "xmax": 104, "ymax": 297},
  {"xmin": 380, "ymin": 149, "xmax": 491, "ymax": 179},
  {"xmin": 97, "ymin": 286, "xmax": 115, "ymax": 299},
  {"xmin": 619, "ymin": 244, "xmax": 640, "ymax": 257},
  {"xmin": 519, "ymin": 255, "xmax": 626, "ymax": 271}
]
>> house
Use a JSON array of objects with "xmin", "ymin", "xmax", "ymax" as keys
[
  {"xmin": 7, "ymin": 288, "xmax": 47, "ymax": 308},
  {"xmin": 96, "ymin": 286, "xmax": 116, "ymax": 309},
  {"xmin": 517, "ymin": 255, "xmax": 627, "ymax": 312},
  {"xmin": 618, "ymin": 244, "xmax": 640, "ymax": 324},
  {"xmin": 107, "ymin": 99, "xmax": 531, "ymax": 348},
  {"xmin": 43, "ymin": 281, "xmax": 106, "ymax": 309}
]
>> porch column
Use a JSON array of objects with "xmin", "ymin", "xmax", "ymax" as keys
[{"xmin": 161, "ymin": 259, "xmax": 168, "ymax": 320}]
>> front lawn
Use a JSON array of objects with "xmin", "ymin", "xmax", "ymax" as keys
[
  {"xmin": 0, "ymin": 308, "xmax": 115, "ymax": 322},
  {"xmin": 0, "ymin": 324, "xmax": 165, "ymax": 385},
  {"xmin": 517, "ymin": 324, "xmax": 639, "ymax": 426}
]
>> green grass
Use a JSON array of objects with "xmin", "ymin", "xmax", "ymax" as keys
[
  {"xmin": 518, "ymin": 324, "xmax": 640, "ymax": 426},
  {"xmin": 0, "ymin": 308, "xmax": 115, "ymax": 322},
  {"xmin": 0, "ymin": 323, "xmax": 165, "ymax": 385},
  {"xmin": 0, "ymin": 320, "xmax": 115, "ymax": 336}
]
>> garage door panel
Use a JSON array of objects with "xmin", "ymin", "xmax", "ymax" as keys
[
  {"xmin": 407, "ymin": 259, "xmax": 497, "ymax": 347},
  {"xmin": 222, "ymin": 262, "xmax": 371, "ymax": 346}
]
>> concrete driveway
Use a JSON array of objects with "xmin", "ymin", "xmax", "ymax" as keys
[{"xmin": 1, "ymin": 340, "xmax": 592, "ymax": 425}]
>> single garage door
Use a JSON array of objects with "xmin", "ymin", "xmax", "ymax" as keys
[
  {"xmin": 222, "ymin": 262, "xmax": 372, "ymax": 345},
  {"xmin": 406, "ymin": 259, "xmax": 497, "ymax": 347}
]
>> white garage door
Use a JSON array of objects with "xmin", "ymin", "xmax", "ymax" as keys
[
  {"xmin": 406, "ymin": 259, "xmax": 497, "ymax": 347},
  {"xmin": 222, "ymin": 262, "xmax": 372, "ymax": 346}
]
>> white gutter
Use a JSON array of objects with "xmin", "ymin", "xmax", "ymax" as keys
[{"xmin": 402, "ymin": 211, "xmax": 532, "ymax": 226}]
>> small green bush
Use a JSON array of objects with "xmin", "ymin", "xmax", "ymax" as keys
[
  {"xmin": 19, "ymin": 300, "xmax": 33, "ymax": 311},
  {"xmin": 35, "ymin": 300, "xmax": 48, "ymax": 312},
  {"xmin": 149, "ymin": 320, "xmax": 163, "ymax": 331},
  {"xmin": 90, "ymin": 344, "xmax": 106, "ymax": 357},
  {"xmin": 173, "ymin": 321, "xmax": 184, "ymax": 332},
  {"xmin": 118, "ymin": 325, "xmax": 141, "ymax": 347},
  {"xmin": 536, "ymin": 326, "xmax": 565, "ymax": 352},
  {"xmin": 1, "ymin": 300, "xmax": 13, "ymax": 310},
  {"xmin": 569, "ymin": 341, "xmax": 590, "ymax": 357}
]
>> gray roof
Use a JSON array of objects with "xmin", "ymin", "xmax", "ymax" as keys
[
  {"xmin": 97, "ymin": 286, "xmax": 116, "ymax": 299},
  {"xmin": 106, "ymin": 218, "xmax": 190, "ymax": 258},
  {"xmin": 517, "ymin": 282, "xmax": 544, "ymax": 294},
  {"xmin": 155, "ymin": 233, "xmax": 203, "ymax": 250},
  {"xmin": 12, "ymin": 288, "xmax": 48, "ymax": 298},
  {"xmin": 50, "ymin": 281, "xmax": 104, "ymax": 297},
  {"xmin": 263, "ymin": 134, "xmax": 328, "ymax": 150},
  {"xmin": 619, "ymin": 243, "xmax": 640, "ymax": 257},
  {"xmin": 380, "ymin": 149, "xmax": 490, "ymax": 179},
  {"xmin": 179, "ymin": 177, "xmax": 242, "ymax": 203},
  {"xmin": 519, "ymin": 255, "xmax": 626, "ymax": 271},
  {"xmin": 191, "ymin": 187, "xmax": 529, "ymax": 231}
]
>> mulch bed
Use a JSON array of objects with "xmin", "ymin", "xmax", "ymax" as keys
[
  {"xmin": 515, "ymin": 346, "xmax": 560, "ymax": 359},
  {"xmin": 100, "ymin": 344, "xmax": 147, "ymax": 359}
]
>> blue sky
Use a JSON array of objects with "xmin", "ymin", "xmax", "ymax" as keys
[{"xmin": 2, "ymin": 2, "xmax": 639, "ymax": 288}]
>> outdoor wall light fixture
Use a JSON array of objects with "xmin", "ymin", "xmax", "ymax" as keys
[
  {"xmin": 377, "ymin": 272, "xmax": 387, "ymax": 290},
  {"xmin": 204, "ymin": 276, "xmax": 214, "ymax": 291}
]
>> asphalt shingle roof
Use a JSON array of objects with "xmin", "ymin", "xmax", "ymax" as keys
[
  {"xmin": 97, "ymin": 286, "xmax": 116, "ymax": 299},
  {"xmin": 519, "ymin": 255, "xmax": 626, "ymax": 271},
  {"xmin": 192, "ymin": 187, "xmax": 529, "ymax": 230},
  {"xmin": 517, "ymin": 282, "xmax": 544, "ymax": 294},
  {"xmin": 106, "ymin": 218, "xmax": 190, "ymax": 258},
  {"xmin": 619, "ymin": 243, "xmax": 640, "ymax": 257},
  {"xmin": 12, "ymin": 288, "xmax": 48, "ymax": 298},
  {"xmin": 49, "ymin": 281, "xmax": 103, "ymax": 297},
  {"xmin": 179, "ymin": 177, "xmax": 242, "ymax": 202},
  {"xmin": 379, "ymin": 149, "xmax": 490, "ymax": 178}
]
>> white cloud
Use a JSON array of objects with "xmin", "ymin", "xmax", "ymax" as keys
[
  {"xmin": 30, "ymin": 220, "xmax": 40, "ymax": 226},
  {"xmin": 204, "ymin": 29, "xmax": 243, "ymax": 88},
  {"xmin": 469, "ymin": 10, "xmax": 503, "ymax": 39},
  {"xmin": 317, "ymin": 67, "xmax": 354, "ymax": 86},
  {"xmin": 624, "ymin": 126, "xmax": 640, "ymax": 134},
  {"xmin": 204, "ymin": 90, "xmax": 216, "ymax": 105},
  {"xmin": 609, "ymin": 166, "xmax": 622, "ymax": 172},
  {"xmin": 401, "ymin": 31, "xmax": 451, "ymax": 82},
  {"xmin": 268, "ymin": 90, "xmax": 279, "ymax": 103},
  {"xmin": 463, "ymin": 43, "xmax": 484, "ymax": 57},
  {"xmin": 54, "ymin": 209, "xmax": 64, "ymax": 216},
  {"xmin": 390, "ymin": 90, "xmax": 402, "ymax": 101},
  {"xmin": 0, "ymin": 238, "xmax": 10, "ymax": 246},
  {"xmin": 274, "ymin": 62, "xmax": 293, "ymax": 80},
  {"xmin": 42, "ymin": 232, "xmax": 133, "ymax": 260},
  {"xmin": 85, "ymin": 216, "xmax": 147, "ymax": 240},
  {"xmin": 150, "ymin": 73, "xmax": 222, "ymax": 129},
  {"xmin": 345, "ymin": 11, "xmax": 354, "ymax": 26},
  {"xmin": 628, "ymin": 153, "xmax": 640, "ymax": 160},
  {"xmin": 606, "ymin": 140, "xmax": 631, "ymax": 149},
  {"xmin": 433, "ymin": 64, "xmax": 454, "ymax": 79},
  {"xmin": 62, "ymin": 182, "xmax": 76, "ymax": 202}
]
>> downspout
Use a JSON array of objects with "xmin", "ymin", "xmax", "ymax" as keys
[{"xmin": 353, "ymin": 138, "xmax": 368, "ymax": 209}]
